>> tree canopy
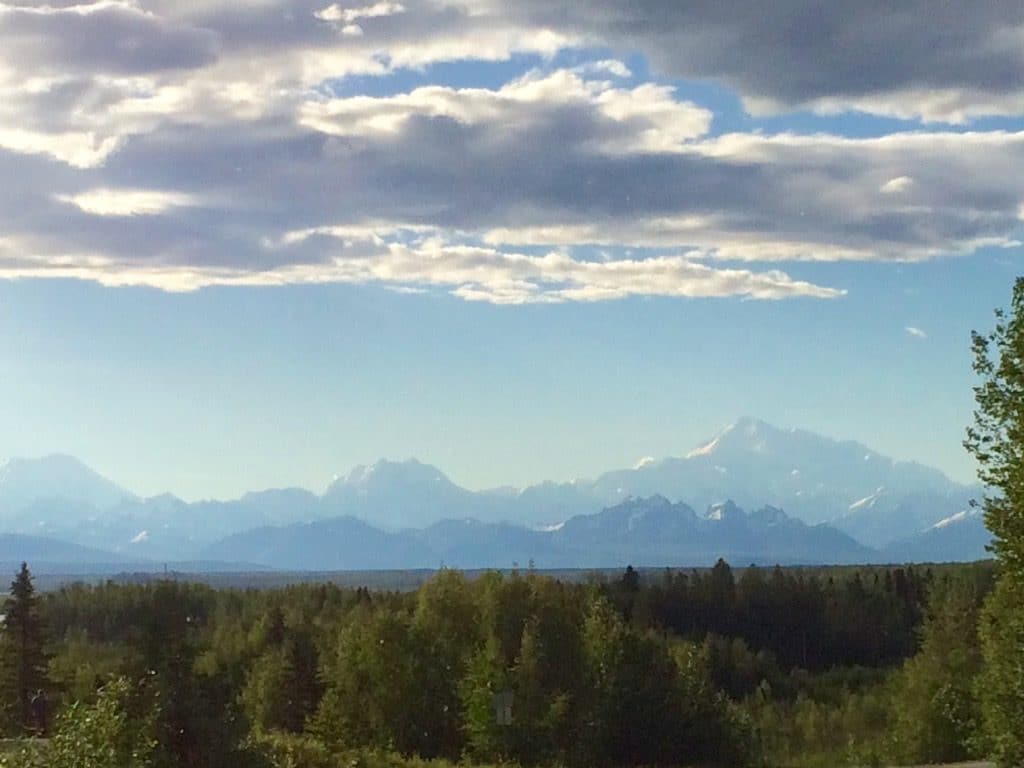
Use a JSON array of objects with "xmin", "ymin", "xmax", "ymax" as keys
[{"xmin": 965, "ymin": 275, "xmax": 1024, "ymax": 767}]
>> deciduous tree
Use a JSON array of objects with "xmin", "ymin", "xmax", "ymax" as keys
[{"xmin": 965, "ymin": 276, "xmax": 1024, "ymax": 766}]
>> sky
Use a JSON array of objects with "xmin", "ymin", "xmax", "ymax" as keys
[{"xmin": 1, "ymin": 0, "xmax": 1023, "ymax": 499}]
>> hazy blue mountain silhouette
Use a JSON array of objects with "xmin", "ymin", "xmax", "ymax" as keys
[
  {"xmin": 881, "ymin": 508, "xmax": 991, "ymax": 563},
  {"xmin": 0, "ymin": 419, "xmax": 985, "ymax": 564},
  {"xmin": 199, "ymin": 497, "xmax": 875, "ymax": 570},
  {"xmin": 0, "ymin": 454, "xmax": 136, "ymax": 519}
]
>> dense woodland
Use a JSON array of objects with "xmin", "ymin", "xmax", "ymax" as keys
[{"xmin": 0, "ymin": 558, "xmax": 1003, "ymax": 767}]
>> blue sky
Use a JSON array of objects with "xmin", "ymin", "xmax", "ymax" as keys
[{"xmin": 1, "ymin": 1, "xmax": 1023, "ymax": 498}]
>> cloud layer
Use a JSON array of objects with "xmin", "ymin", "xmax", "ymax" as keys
[
  {"xmin": 496, "ymin": 0, "xmax": 1024, "ymax": 122},
  {"xmin": 0, "ymin": 1, "xmax": 1022, "ymax": 302}
]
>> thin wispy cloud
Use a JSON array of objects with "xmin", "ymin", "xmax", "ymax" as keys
[{"xmin": 905, "ymin": 326, "xmax": 928, "ymax": 339}]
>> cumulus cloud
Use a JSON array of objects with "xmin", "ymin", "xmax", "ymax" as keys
[
  {"xmin": 0, "ymin": 0, "xmax": 573, "ymax": 172},
  {"xmin": 0, "ymin": 229, "xmax": 843, "ymax": 301},
  {"xmin": 905, "ymin": 326, "xmax": 928, "ymax": 339},
  {"xmin": 490, "ymin": 0, "xmax": 1024, "ymax": 122},
  {"xmin": 3, "ymin": 83, "xmax": 1024, "ymax": 299},
  {"xmin": 56, "ymin": 188, "xmax": 198, "ymax": 216},
  {"xmin": 299, "ymin": 69, "xmax": 712, "ymax": 152},
  {"xmin": 0, "ymin": 126, "xmax": 122, "ymax": 168},
  {"xmin": 0, "ymin": 1, "xmax": 1023, "ymax": 303},
  {"xmin": 0, "ymin": 1, "xmax": 219, "ymax": 75}
]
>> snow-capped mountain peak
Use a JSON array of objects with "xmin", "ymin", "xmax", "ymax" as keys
[
  {"xmin": 705, "ymin": 500, "xmax": 742, "ymax": 521},
  {"xmin": 333, "ymin": 458, "xmax": 453, "ymax": 492},
  {"xmin": 685, "ymin": 417, "xmax": 780, "ymax": 459}
]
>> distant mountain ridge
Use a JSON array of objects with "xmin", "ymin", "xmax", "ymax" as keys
[
  {"xmin": 0, "ymin": 419, "xmax": 988, "ymax": 565},
  {"xmin": 323, "ymin": 459, "xmax": 480, "ymax": 530},
  {"xmin": 200, "ymin": 497, "xmax": 874, "ymax": 570},
  {"xmin": 545, "ymin": 496, "xmax": 874, "ymax": 567},
  {"xmin": 0, "ymin": 454, "xmax": 136, "ymax": 514},
  {"xmin": 0, "ymin": 533, "xmax": 136, "ymax": 565},
  {"xmin": 581, "ymin": 418, "xmax": 969, "ymax": 537},
  {"xmin": 882, "ymin": 507, "xmax": 991, "ymax": 563}
]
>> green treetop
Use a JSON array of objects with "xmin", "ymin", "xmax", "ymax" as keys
[{"xmin": 965, "ymin": 276, "xmax": 1024, "ymax": 574}]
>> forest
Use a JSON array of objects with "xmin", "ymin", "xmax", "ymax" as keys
[{"xmin": 0, "ymin": 558, "xmax": 1006, "ymax": 768}]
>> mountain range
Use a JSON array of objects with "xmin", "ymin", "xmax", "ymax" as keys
[
  {"xmin": 200, "ymin": 498, "xmax": 875, "ymax": 570},
  {"xmin": 0, "ymin": 418, "xmax": 989, "ymax": 572}
]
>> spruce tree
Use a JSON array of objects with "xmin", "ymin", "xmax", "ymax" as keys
[{"xmin": 0, "ymin": 562, "xmax": 50, "ymax": 734}]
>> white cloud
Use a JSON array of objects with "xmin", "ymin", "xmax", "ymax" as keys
[
  {"xmin": 905, "ymin": 326, "xmax": 928, "ymax": 339},
  {"xmin": 806, "ymin": 89, "xmax": 1024, "ymax": 125},
  {"xmin": 880, "ymin": 176, "xmax": 914, "ymax": 194},
  {"xmin": 299, "ymin": 69, "xmax": 712, "ymax": 152},
  {"xmin": 314, "ymin": 4, "xmax": 345, "ymax": 21},
  {"xmin": 56, "ymin": 188, "xmax": 197, "ymax": 216},
  {"xmin": 315, "ymin": 2, "xmax": 405, "ymax": 24},
  {"xmin": 575, "ymin": 59, "xmax": 631, "ymax": 78},
  {"xmin": 0, "ymin": 0, "xmax": 578, "ymax": 173},
  {"xmin": 2, "ymin": 82, "xmax": 1022, "ymax": 301},
  {"xmin": 0, "ymin": 231, "xmax": 843, "ymax": 302},
  {"xmin": 0, "ymin": 1, "xmax": 1023, "ymax": 304},
  {"xmin": 273, "ymin": 223, "xmax": 438, "ymax": 248},
  {"xmin": 0, "ymin": 128, "xmax": 122, "ymax": 169}
]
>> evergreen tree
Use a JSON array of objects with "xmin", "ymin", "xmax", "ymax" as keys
[{"xmin": 0, "ymin": 563, "xmax": 49, "ymax": 735}]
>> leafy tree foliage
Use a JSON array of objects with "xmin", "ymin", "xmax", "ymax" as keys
[
  {"xmin": 0, "ymin": 676, "xmax": 158, "ymax": 768},
  {"xmin": 241, "ymin": 616, "xmax": 322, "ymax": 734},
  {"xmin": 965, "ymin": 276, "xmax": 1024, "ymax": 767},
  {"xmin": 889, "ymin": 570, "xmax": 991, "ymax": 764},
  {"xmin": 977, "ymin": 572, "xmax": 1024, "ymax": 767},
  {"xmin": 966, "ymin": 276, "xmax": 1024, "ymax": 575},
  {"xmin": 314, "ymin": 607, "xmax": 449, "ymax": 757},
  {"xmin": 459, "ymin": 635, "xmax": 509, "ymax": 762}
]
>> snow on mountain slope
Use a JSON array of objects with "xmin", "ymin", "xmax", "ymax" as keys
[
  {"xmin": 882, "ymin": 507, "xmax": 990, "ymax": 563},
  {"xmin": 583, "ymin": 418, "xmax": 970, "ymax": 541}
]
